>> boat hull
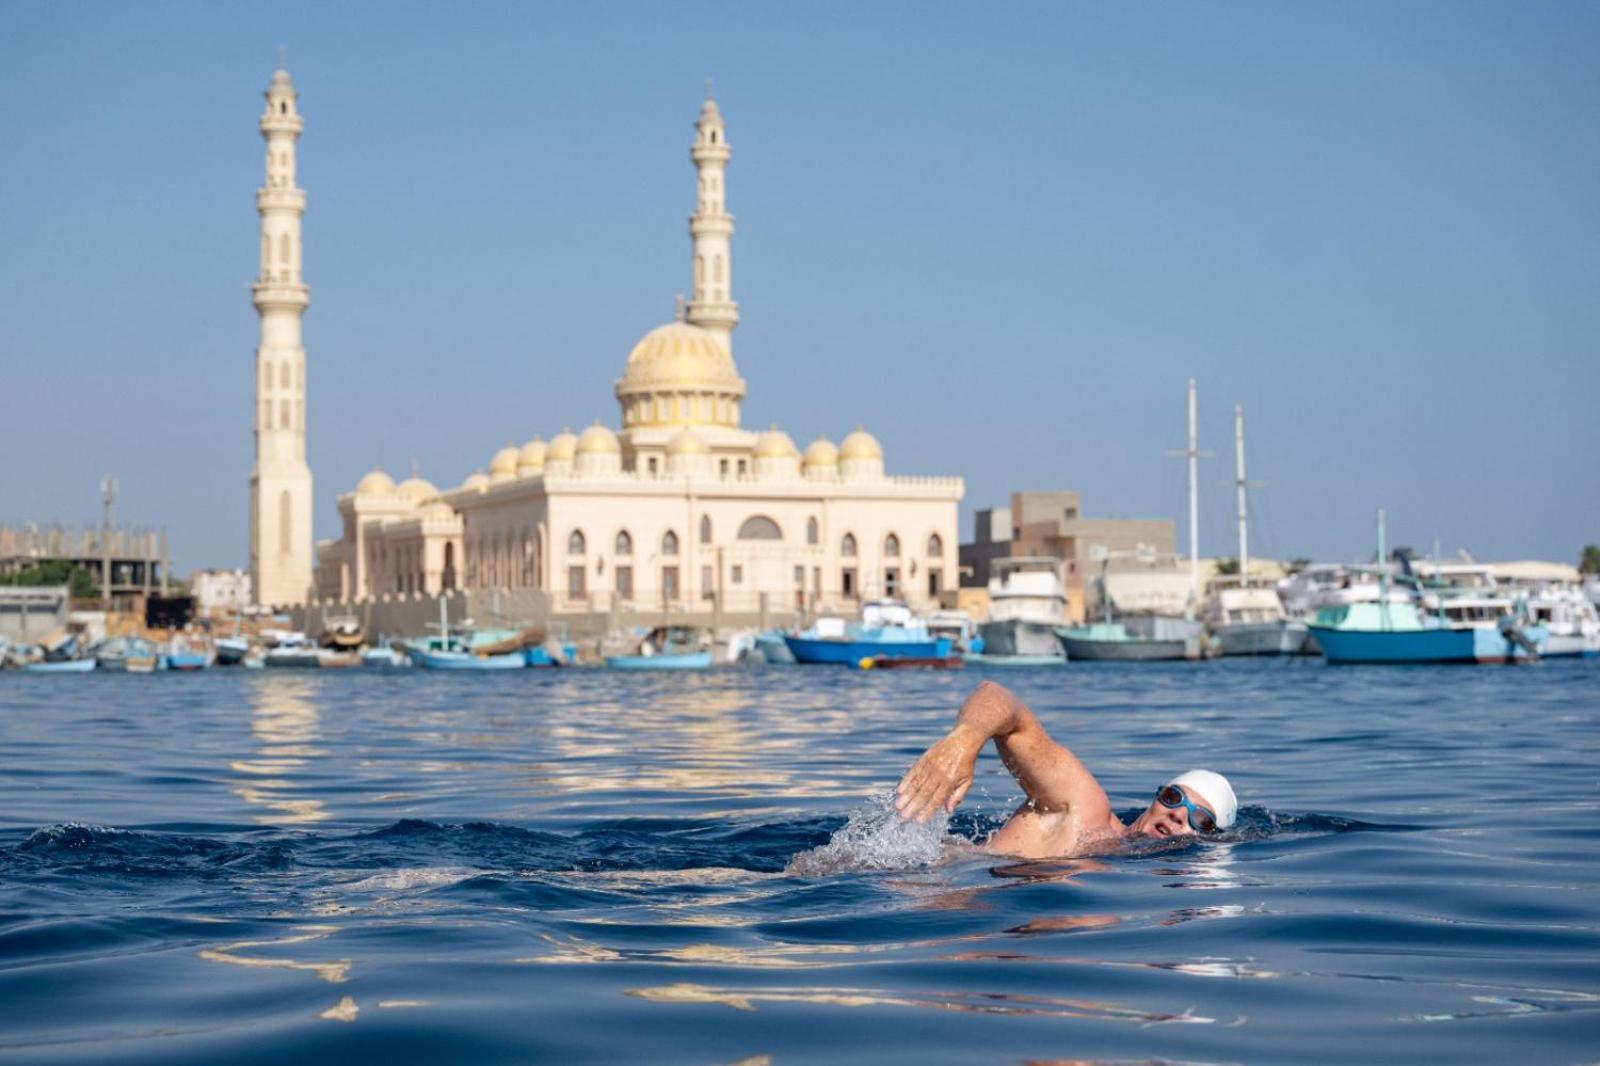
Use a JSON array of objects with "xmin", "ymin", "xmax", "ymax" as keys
[
  {"xmin": 963, "ymin": 653, "xmax": 1066, "ymax": 666},
  {"xmin": 1307, "ymin": 624, "xmax": 1545, "ymax": 664},
  {"xmin": 264, "ymin": 651, "xmax": 323, "ymax": 669},
  {"xmin": 1056, "ymin": 632, "xmax": 1198, "ymax": 661},
  {"xmin": 405, "ymin": 648, "xmax": 525, "ymax": 670},
  {"xmin": 784, "ymin": 635, "xmax": 952, "ymax": 665},
  {"xmin": 755, "ymin": 632, "xmax": 797, "ymax": 664},
  {"xmin": 20, "ymin": 659, "xmax": 97, "ymax": 673},
  {"xmin": 977, "ymin": 619, "xmax": 1062, "ymax": 658},
  {"xmin": 604, "ymin": 652, "xmax": 711, "ymax": 670},
  {"xmin": 1542, "ymin": 633, "xmax": 1600, "ymax": 658},
  {"xmin": 214, "ymin": 639, "xmax": 250, "ymax": 666},
  {"xmin": 1212, "ymin": 620, "xmax": 1309, "ymax": 657},
  {"xmin": 165, "ymin": 653, "xmax": 212, "ymax": 671}
]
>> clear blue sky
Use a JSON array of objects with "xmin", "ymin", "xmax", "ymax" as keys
[{"xmin": 3, "ymin": 2, "xmax": 1597, "ymax": 572}]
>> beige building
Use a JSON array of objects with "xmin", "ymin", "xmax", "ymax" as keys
[{"xmin": 312, "ymin": 91, "xmax": 962, "ymax": 623}]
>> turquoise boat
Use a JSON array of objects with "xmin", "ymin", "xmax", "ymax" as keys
[
  {"xmin": 605, "ymin": 626, "xmax": 712, "ymax": 670},
  {"xmin": 785, "ymin": 601, "xmax": 950, "ymax": 665},
  {"xmin": 404, "ymin": 636, "xmax": 525, "ymax": 670},
  {"xmin": 21, "ymin": 658, "xmax": 97, "ymax": 673},
  {"xmin": 1307, "ymin": 601, "xmax": 1545, "ymax": 664}
]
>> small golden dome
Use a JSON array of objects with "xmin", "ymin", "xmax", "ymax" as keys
[
  {"xmin": 802, "ymin": 437, "xmax": 839, "ymax": 467},
  {"xmin": 395, "ymin": 476, "xmax": 437, "ymax": 503},
  {"xmin": 517, "ymin": 437, "xmax": 547, "ymax": 473},
  {"xmin": 460, "ymin": 470, "xmax": 489, "ymax": 492},
  {"xmin": 355, "ymin": 468, "xmax": 395, "ymax": 495},
  {"xmin": 576, "ymin": 422, "xmax": 621, "ymax": 455},
  {"xmin": 839, "ymin": 427, "xmax": 884, "ymax": 461},
  {"xmin": 421, "ymin": 500, "xmax": 455, "ymax": 521},
  {"xmin": 547, "ymin": 429, "xmax": 579, "ymax": 461},
  {"xmin": 666, "ymin": 427, "xmax": 710, "ymax": 455},
  {"xmin": 754, "ymin": 426, "xmax": 800, "ymax": 459},
  {"xmin": 489, "ymin": 444, "xmax": 520, "ymax": 478}
]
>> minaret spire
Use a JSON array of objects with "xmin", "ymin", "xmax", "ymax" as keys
[
  {"xmin": 249, "ymin": 63, "xmax": 313, "ymax": 606},
  {"xmin": 686, "ymin": 87, "xmax": 738, "ymax": 349}
]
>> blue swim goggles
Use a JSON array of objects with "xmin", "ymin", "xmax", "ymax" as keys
[{"xmin": 1156, "ymin": 784, "xmax": 1219, "ymax": 833}]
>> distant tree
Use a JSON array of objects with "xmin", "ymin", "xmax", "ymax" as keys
[
  {"xmin": 1581, "ymin": 545, "xmax": 1600, "ymax": 575},
  {"xmin": 0, "ymin": 559, "xmax": 99, "ymax": 598},
  {"xmin": 1214, "ymin": 557, "xmax": 1240, "ymax": 575}
]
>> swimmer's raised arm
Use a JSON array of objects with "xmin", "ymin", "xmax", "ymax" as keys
[{"xmin": 895, "ymin": 681, "xmax": 1113, "ymax": 826}]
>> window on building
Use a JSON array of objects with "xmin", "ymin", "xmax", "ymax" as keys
[
  {"xmin": 737, "ymin": 459, "xmax": 747, "ymax": 477},
  {"xmin": 278, "ymin": 490, "xmax": 291, "ymax": 553},
  {"xmin": 719, "ymin": 458, "xmax": 729, "ymax": 477},
  {"xmin": 842, "ymin": 567, "xmax": 857, "ymax": 598},
  {"xmin": 662, "ymin": 530, "xmax": 679, "ymax": 556},
  {"xmin": 699, "ymin": 516, "xmax": 712, "ymax": 544},
  {"xmin": 568, "ymin": 565, "xmax": 586, "ymax": 598},
  {"xmin": 841, "ymin": 533, "xmax": 857, "ymax": 557},
  {"xmin": 928, "ymin": 568, "xmax": 942, "ymax": 598},
  {"xmin": 794, "ymin": 565, "xmax": 805, "ymax": 586},
  {"xmin": 927, "ymin": 533, "xmax": 943, "ymax": 557},
  {"xmin": 737, "ymin": 515, "xmax": 782, "ymax": 540},
  {"xmin": 662, "ymin": 566, "xmax": 679, "ymax": 601},
  {"xmin": 568, "ymin": 529, "xmax": 586, "ymax": 554},
  {"xmin": 885, "ymin": 533, "xmax": 900, "ymax": 557},
  {"xmin": 806, "ymin": 517, "xmax": 819, "ymax": 545},
  {"xmin": 615, "ymin": 565, "xmax": 633, "ymax": 601},
  {"xmin": 701, "ymin": 564, "xmax": 714, "ymax": 600},
  {"xmin": 731, "ymin": 565, "xmax": 743, "ymax": 585},
  {"xmin": 885, "ymin": 568, "xmax": 900, "ymax": 598},
  {"xmin": 647, "ymin": 456, "xmax": 658, "ymax": 475},
  {"xmin": 812, "ymin": 566, "xmax": 821, "ymax": 593},
  {"xmin": 615, "ymin": 530, "xmax": 632, "ymax": 555}
]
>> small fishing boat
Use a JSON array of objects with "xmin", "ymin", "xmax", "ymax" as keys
[
  {"xmin": 401, "ymin": 598, "xmax": 526, "ymax": 670},
  {"xmin": 263, "ymin": 633, "xmax": 323, "ymax": 668},
  {"xmin": 1055, "ymin": 621, "xmax": 1204, "ymax": 661},
  {"xmin": 754, "ymin": 629, "xmax": 797, "ymax": 664},
  {"xmin": 978, "ymin": 558, "xmax": 1068, "ymax": 660},
  {"xmin": 164, "ymin": 636, "xmax": 213, "ymax": 671},
  {"xmin": 1204, "ymin": 579, "xmax": 1308, "ymax": 656},
  {"xmin": 21, "ymin": 633, "xmax": 99, "ymax": 672},
  {"xmin": 361, "ymin": 642, "xmax": 410, "ymax": 668},
  {"xmin": 1521, "ymin": 584, "xmax": 1600, "ymax": 658},
  {"xmin": 97, "ymin": 636, "xmax": 161, "ymax": 673},
  {"xmin": 962, "ymin": 652, "xmax": 1068, "ymax": 666},
  {"xmin": 214, "ymin": 636, "xmax": 252, "ymax": 666},
  {"xmin": 20, "ymin": 657, "xmax": 97, "ymax": 673},
  {"xmin": 785, "ymin": 601, "xmax": 951, "ymax": 665},
  {"xmin": 605, "ymin": 626, "xmax": 712, "ymax": 669},
  {"xmin": 319, "ymin": 616, "xmax": 365, "ymax": 651}
]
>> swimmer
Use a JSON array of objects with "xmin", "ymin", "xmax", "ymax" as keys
[{"xmin": 894, "ymin": 680, "xmax": 1236, "ymax": 858}]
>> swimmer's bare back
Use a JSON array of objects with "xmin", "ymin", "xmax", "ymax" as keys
[{"xmin": 896, "ymin": 681, "xmax": 1128, "ymax": 859}]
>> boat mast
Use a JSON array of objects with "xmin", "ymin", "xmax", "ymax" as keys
[
  {"xmin": 1235, "ymin": 404, "xmax": 1248, "ymax": 588},
  {"xmin": 1377, "ymin": 508, "xmax": 1391, "ymax": 632},
  {"xmin": 1187, "ymin": 378, "xmax": 1200, "ymax": 613}
]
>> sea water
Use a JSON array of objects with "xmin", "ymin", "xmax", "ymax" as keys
[{"xmin": 0, "ymin": 660, "xmax": 1596, "ymax": 1063}]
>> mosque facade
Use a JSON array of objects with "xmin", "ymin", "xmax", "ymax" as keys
[{"xmin": 309, "ymin": 87, "xmax": 963, "ymax": 618}]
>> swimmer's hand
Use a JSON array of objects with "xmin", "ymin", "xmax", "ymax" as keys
[{"xmin": 895, "ymin": 724, "xmax": 981, "ymax": 823}]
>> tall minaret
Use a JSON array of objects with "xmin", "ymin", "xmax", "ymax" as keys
[
  {"xmin": 248, "ymin": 61, "xmax": 313, "ymax": 606},
  {"xmin": 685, "ymin": 86, "xmax": 739, "ymax": 349}
]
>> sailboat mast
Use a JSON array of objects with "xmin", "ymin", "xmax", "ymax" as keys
[
  {"xmin": 1235, "ymin": 404, "xmax": 1248, "ymax": 587},
  {"xmin": 1187, "ymin": 378, "xmax": 1199, "ymax": 608}
]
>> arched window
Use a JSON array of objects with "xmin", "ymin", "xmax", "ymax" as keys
[
  {"xmin": 885, "ymin": 534, "xmax": 900, "ymax": 557},
  {"xmin": 279, "ymin": 234, "xmax": 290, "ymax": 264},
  {"xmin": 806, "ymin": 517, "xmax": 819, "ymax": 545},
  {"xmin": 713, "ymin": 256, "xmax": 724, "ymax": 283},
  {"xmin": 737, "ymin": 515, "xmax": 782, "ymax": 541},
  {"xmin": 662, "ymin": 530, "xmax": 679, "ymax": 556},
  {"xmin": 568, "ymin": 529, "xmax": 586, "ymax": 555},
  {"xmin": 695, "ymin": 255, "xmax": 704, "ymax": 286},
  {"xmin": 615, "ymin": 530, "xmax": 632, "ymax": 555},
  {"xmin": 709, "ymin": 129, "xmax": 717, "ymax": 144},
  {"xmin": 699, "ymin": 515, "xmax": 712, "ymax": 544},
  {"xmin": 279, "ymin": 400, "xmax": 289, "ymax": 428},
  {"xmin": 262, "ymin": 401, "xmax": 271, "ymax": 429},
  {"xmin": 278, "ymin": 490, "xmax": 292, "ymax": 553},
  {"xmin": 279, "ymin": 101, "xmax": 287, "ymax": 115},
  {"xmin": 280, "ymin": 361, "xmax": 290, "ymax": 389},
  {"xmin": 927, "ymin": 533, "xmax": 943, "ymax": 557},
  {"xmin": 841, "ymin": 533, "xmax": 857, "ymax": 557}
]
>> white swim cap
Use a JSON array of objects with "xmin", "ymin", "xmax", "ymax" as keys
[{"xmin": 1166, "ymin": 769, "xmax": 1238, "ymax": 829}]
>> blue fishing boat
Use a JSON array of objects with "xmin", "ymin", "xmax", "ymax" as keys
[
  {"xmin": 605, "ymin": 626, "xmax": 712, "ymax": 669},
  {"xmin": 401, "ymin": 597, "xmax": 526, "ymax": 670},
  {"xmin": 164, "ymin": 638, "xmax": 213, "ymax": 671},
  {"xmin": 784, "ymin": 601, "xmax": 951, "ymax": 665},
  {"xmin": 20, "ymin": 658, "xmax": 97, "ymax": 673}
]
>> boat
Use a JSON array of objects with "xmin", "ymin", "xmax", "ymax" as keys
[
  {"xmin": 1521, "ymin": 584, "xmax": 1600, "ymax": 658},
  {"xmin": 1306, "ymin": 512, "xmax": 1545, "ymax": 664},
  {"xmin": 962, "ymin": 652, "xmax": 1070, "ymax": 666},
  {"xmin": 20, "ymin": 657, "xmax": 97, "ymax": 673},
  {"xmin": 977, "ymin": 558, "xmax": 1067, "ymax": 660},
  {"xmin": 361, "ymin": 641, "xmax": 411, "ymax": 668},
  {"xmin": 401, "ymin": 597, "xmax": 526, "ymax": 670},
  {"xmin": 1203, "ymin": 405, "xmax": 1310, "ymax": 657},
  {"xmin": 1056, "ymin": 621, "xmax": 1203, "ymax": 661},
  {"xmin": 214, "ymin": 635, "xmax": 252, "ymax": 666},
  {"xmin": 20, "ymin": 633, "xmax": 99, "ymax": 672},
  {"xmin": 164, "ymin": 635, "xmax": 214, "ymax": 671},
  {"xmin": 319, "ymin": 616, "xmax": 365, "ymax": 651},
  {"xmin": 96, "ymin": 636, "xmax": 162, "ymax": 673},
  {"xmin": 605, "ymin": 626, "xmax": 713, "ymax": 669},
  {"xmin": 754, "ymin": 629, "xmax": 797, "ymax": 664},
  {"xmin": 263, "ymin": 632, "xmax": 323, "ymax": 668},
  {"xmin": 784, "ymin": 601, "xmax": 952, "ymax": 664}
]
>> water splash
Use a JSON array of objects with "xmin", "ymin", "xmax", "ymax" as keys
[{"xmin": 785, "ymin": 792, "xmax": 952, "ymax": 876}]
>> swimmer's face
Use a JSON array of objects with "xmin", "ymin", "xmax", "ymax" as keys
[{"xmin": 1129, "ymin": 784, "xmax": 1215, "ymax": 839}]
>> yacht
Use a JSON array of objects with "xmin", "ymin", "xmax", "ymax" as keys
[
  {"xmin": 977, "ymin": 557, "xmax": 1067, "ymax": 659},
  {"xmin": 1521, "ymin": 584, "xmax": 1600, "ymax": 658}
]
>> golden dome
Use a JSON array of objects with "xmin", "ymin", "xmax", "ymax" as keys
[
  {"xmin": 667, "ymin": 427, "xmax": 710, "ymax": 455},
  {"xmin": 460, "ymin": 470, "xmax": 489, "ymax": 492},
  {"xmin": 803, "ymin": 437, "xmax": 839, "ymax": 467},
  {"xmin": 615, "ymin": 320, "xmax": 746, "ymax": 428},
  {"xmin": 395, "ymin": 476, "xmax": 437, "ymax": 503},
  {"xmin": 576, "ymin": 423, "xmax": 621, "ymax": 455},
  {"xmin": 355, "ymin": 468, "xmax": 395, "ymax": 495},
  {"xmin": 839, "ymin": 427, "xmax": 884, "ymax": 461},
  {"xmin": 517, "ymin": 437, "xmax": 547, "ymax": 474},
  {"xmin": 489, "ymin": 444, "xmax": 520, "ymax": 478},
  {"xmin": 421, "ymin": 500, "xmax": 455, "ymax": 521},
  {"xmin": 754, "ymin": 426, "xmax": 799, "ymax": 459},
  {"xmin": 547, "ymin": 429, "xmax": 579, "ymax": 461}
]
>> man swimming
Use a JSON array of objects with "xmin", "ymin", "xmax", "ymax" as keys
[{"xmin": 894, "ymin": 680, "xmax": 1237, "ymax": 858}]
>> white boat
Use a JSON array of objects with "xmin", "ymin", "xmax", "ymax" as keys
[
  {"xmin": 1518, "ymin": 584, "xmax": 1599, "ymax": 658},
  {"xmin": 1203, "ymin": 405, "xmax": 1308, "ymax": 657},
  {"xmin": 977, "ymin": 558, "xmax": 1066, "ymax": 660},
  {"xmin": 263, "ymin": 633, "xmax": 323, "ymax": 668}
]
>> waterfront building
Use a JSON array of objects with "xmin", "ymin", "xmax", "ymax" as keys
[
  {"xmin": 191, "ymin": 568, "xmax": 253, "ymax": 614},
  {"xmin": 248, "ymin": 63, "xmax": 314, "ymax": 607},
  {"xmin": 960, "ymin": 491, "xmax": 1176, "ymax": 622},
  {"xmin": 0, "ymin": 521, "xmax": 167, "ymax": 609},
  {"xmin": 309, "ymin": 90, "xmax": 962, "ymax": 622}
]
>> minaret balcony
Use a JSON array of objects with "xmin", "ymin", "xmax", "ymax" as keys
[
  {"xmin": 259, "ymin": 114, "xmax": 305, "ymax": 136},
  {"xmin": 257, "ymin": 187, "xmax": 307, "ymax": 212},
  {"xmin": 690, "ymin": 144, "xmax": 731, "ymax": 165},
  {"xmin": 689, "ymin": 214, "xmax": 734, "ymax": 237},
  {"xmin": 252, "ymin": 281, "xmax": 311, "ymax": 310}
]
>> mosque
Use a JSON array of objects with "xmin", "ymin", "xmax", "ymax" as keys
[{"xmin": 252, "ymin": 66, "xmax": 962, "ymax": 617}]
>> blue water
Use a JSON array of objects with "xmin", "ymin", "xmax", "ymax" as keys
[{"xmin": 1, "ymin": 662, "xmax": 1596, "ymax": 1063}]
